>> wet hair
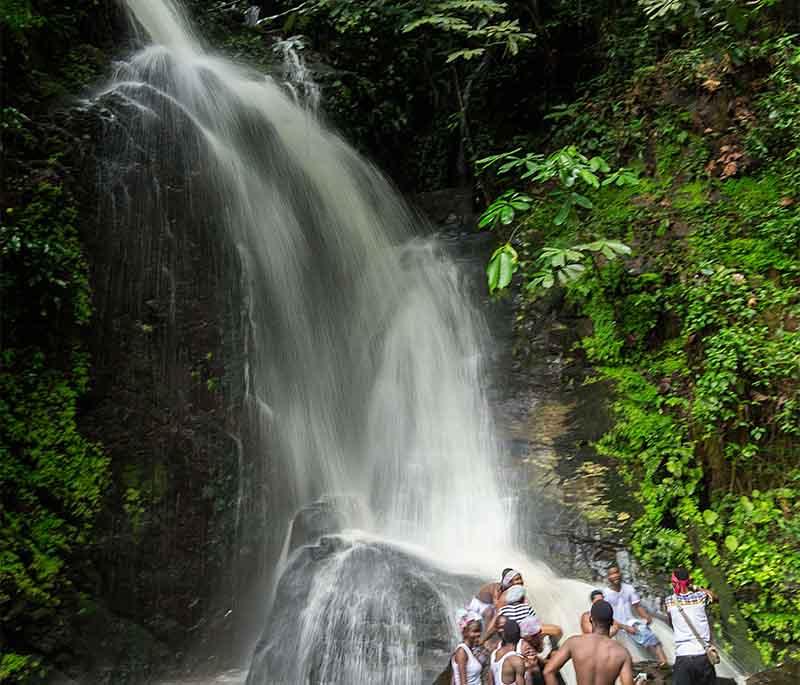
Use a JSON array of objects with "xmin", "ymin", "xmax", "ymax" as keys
[
  {"xmin": 607, "ymin": 565, "xmax": 620, "ymax": 573},
  {"xmin": 674, "ymin": 567, "xmax": 690, "ymax": 581},
  {"xmin": 589, "ymin": 589, "xmax": 604, "ymax": 601},
  {"xmin": 501, "ymin": 567, "xmax": 513, "ymax": 580},
  {"xmin": 590, "ymin": 600, "xmax": 614, "ymax": 629},
  {"xmin": 502, "ymin": 618, "xmax": 521, "ymax": 644}
]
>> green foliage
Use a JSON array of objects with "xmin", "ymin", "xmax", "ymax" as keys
[
  {"xmin": 1, "ymin": 179, "xmax": 108, "ymax": 676},
  {"xmin": 401, "ymin": 0, "xmax": 535, "ymax": 63},
  {"xmin": 527, "ymin": 240, "xmax": 631, "ymax": 292},
  {"xmin": 478, "ymin": 190, "xmax": 533, "ymax": 228},
  {"xmin": 486, "ymin": 242, "xmax": 519, "ymax": 293},
  {"xmin": 0, "ymin": 0, "xmax": 44, "ymax": 33},
  {"xmin": 477, "ymin": 145, "xmax": 637, "ymax": 293}
]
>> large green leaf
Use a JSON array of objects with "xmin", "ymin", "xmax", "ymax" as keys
[{"xmin": 553, "ymin": 199, "xmax": 571, "ymax": 226}]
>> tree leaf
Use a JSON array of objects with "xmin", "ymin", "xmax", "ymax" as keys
[
  {"xmin": 553, "ymin": 200, "xmax": 571, "ymax": 226},
  {"xmin": 572, "ymin": 192, "xmax": 594, "ymax": 209},
  {"xmin": 500, "ymin": 205, "xmax": 515, "ymax": 224},
  {"xmin": 702, "ymin": 509, "xmax": 719, "ymax": 526},
  {"xmin": 725, "ymin": 535, "xmax": 739, "ymax": 552},
  {"xmin": 498, "ymin": 249, "xmax": 515, "ymax": 289},
  {"xmin": 486, "ymin": 252, "xmax": 501, "ymax": 293}
]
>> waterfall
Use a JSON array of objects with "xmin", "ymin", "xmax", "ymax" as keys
[
  {"xmin": 104, "ymin": 2, "xmax": 745, "ymax": 683},
  {"xmin": 273, "ymin": 36, "xmax": 320, "ymax": 114}
]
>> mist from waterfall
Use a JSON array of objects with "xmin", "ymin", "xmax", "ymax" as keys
[{"xmin": 106, "ymin": 2, "xmax": 745, "ymax": 683}]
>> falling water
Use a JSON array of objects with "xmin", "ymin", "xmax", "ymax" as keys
[
  {"xmin": 105, "ymin": 2, "xmax": 745, "ymax": 683},
  {"xmin": 273, "ymin": 36, "xmax": 320, "ymax": 113}
]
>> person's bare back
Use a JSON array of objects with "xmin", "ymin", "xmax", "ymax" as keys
[{"xmin": 544, "ymin": 600, "xmax": 633, "ymax": 685}]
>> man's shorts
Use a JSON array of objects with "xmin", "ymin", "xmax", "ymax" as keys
[
  {"xmin": 673, "ymin": 654, "xmax": 717, "ymax": 685},
  {"xmin": 629, "ymin": 623, "xmax": 661, "ymax": 648}
]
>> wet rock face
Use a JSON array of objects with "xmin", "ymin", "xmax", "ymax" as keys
[
  {"xmin": 746, "ymin": 662, "xmax": 800, "ymax": 685},
  {"xmin": 248, "ymin": 500, "xmax": 476, "ymax": 685},
  {"xmin": 65, "ymin": 96, "xmax": 256, "ymax": 669}
]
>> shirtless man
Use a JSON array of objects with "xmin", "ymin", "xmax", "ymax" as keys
[
  {"xmin": 490, "ymin": 619, "xmax": 527, "ymax": 685},
  {"xmin": 544, "ymin": 600, "xmax": 634, "ymax": 685}
]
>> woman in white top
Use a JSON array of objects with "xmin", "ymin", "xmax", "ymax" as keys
[{"xmin": 452, "ymin": 609, "xmax": 483, "ymax": 685}]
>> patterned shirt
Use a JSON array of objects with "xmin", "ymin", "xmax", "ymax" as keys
[{"xmin": 665, "ymin": 590, "xmax": 712, "ymax": 657}]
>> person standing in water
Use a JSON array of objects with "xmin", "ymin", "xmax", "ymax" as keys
[
  {"xmin": 665, "ymin": 567, "xmax": 718, "ymax": 685},
  {"xmin": 580, "ymin": 589, "xmax": 631, "ymax": 637},
  {"xmin": 452, "ymin": 610, "xmax": 484, "ymax": 685},
  {"xmin": 544, "ymin": 600, "xmax": 635, "ymax": 685},
  {"xmin": 605, "ymin": 565, "xmax": 668, "ymax": 666},
  {"xmin": 489, "ymin": 618, "xmax": 526, "ymax": 685}
]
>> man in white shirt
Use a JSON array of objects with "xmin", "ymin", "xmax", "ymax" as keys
[
  {"xmin": 665, "ymin": 567, "xmax": 717, "ymax": 685},
  {"xmin": 605, "ymin": 565, "xmax": 667, "ymax": 666}
]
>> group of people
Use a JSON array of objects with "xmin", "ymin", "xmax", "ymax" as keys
[{"xmin": 449, "ymin": 565, "xmax": 719, "ymax": 685}]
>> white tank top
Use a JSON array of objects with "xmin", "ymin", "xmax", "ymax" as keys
[
  {"xmin": 451, "ymin": 643, "xmax": 482, "ymax": 685},
  {"xmin": 490, "ymin": 646, "xmax": 520, "ymax": 685}
]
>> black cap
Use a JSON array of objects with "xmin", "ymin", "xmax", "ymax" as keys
[
  {"xmin": 590, "ymin": 589, "xmax": 604, "ymax": 601},
  {"xmin": 590, "ymin": 599, "xmax": 614, "ymax": 624}
]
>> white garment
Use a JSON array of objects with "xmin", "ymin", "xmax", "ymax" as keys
[
  {"xmin": 451, "ymin": 643, "xmax": 482, "ymax": 685},
  {"xmin": 490, "ymin": 647, "xmax": 520, "ymax": 685},
  {"xmin": 665, "ymin": 591, "xmax": 712, "ymax": 657},
  {"xmin": 468, "ymin": 596, "xmax": 492, "ymax": 616},
  {"xmin": 604, "ymin": 582, "xmax": 641, "ymax": 625}
]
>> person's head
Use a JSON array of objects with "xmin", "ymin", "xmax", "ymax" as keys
[
  {"xmin": 607, "ymin": 565, "xmax": 622, "ymax": 588},
  {"xmin": 519, "ymin": 616, "xmax": 543, "ymax": 649},
  {"xmin": 671, "ymin": 567, "xmax": 691, "ymax": 595},
  {"xmin": 590, "ymin": 599, "xmax": 614, "ymax": 634},
  {"xmin": 501, "ymin": 568, "xmax": 523, "ymax": 590},
  {"xmin": 462, "ymin": 619, "xmax": 482, "ymax": 645},
  {"xmin": 502, "ymin": 618, "xmax": 521, "ymax": 645},
  {"xmin": 457, "ymin": 609, "xmax": 483, "ymax": 646},
  {"xmin": 495, "ymin": 613, "xmax": 508, "ymax": 638},
  {"xmin": 589, "ymin": 589, "xmax": 604, "ymax": 604}
]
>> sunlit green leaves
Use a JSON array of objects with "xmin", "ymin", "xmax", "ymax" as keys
[
  {"xmin": 478, "ymin": 190, "xmax": 533, "ymax": 228},
  {"xmin": 486, "ymin": 242, "xmax": 518, "ymax": 293}
]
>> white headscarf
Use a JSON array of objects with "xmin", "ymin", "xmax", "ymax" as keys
[
  {"xmin": 456, "ymin": 608, "xmax": 483, "ymax": 632},
  {"xmin": 519, "ymin": 616, "xmax": 542, "ymax": 637},
  {"xmin": 501, "ymin": 569, "xmax": 521, "ymax": 590}
]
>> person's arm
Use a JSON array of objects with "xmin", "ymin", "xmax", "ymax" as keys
[
  {"xmin": 513, "ymin": 655, "xmax": 527, "ymax": 685},
  {"xmin": 543, "ymin": 639, "xmax": 572, "ymax": 685},
  {"xmin": 614, "ymin": 619, "xmax": 636, "ymax": 636},
  {"xmin": 619, "ymin": 652, "xmax": 635, "ymax": 685},
  {"xmin": 580, "ymin": 612, "xmax": 591, "ymax": 634},
  {"xmin": 542, "ymin": 624, "xmax": 563, "ymax": 642},
  {"xmin": 700, "ymin": 587, "xmax": 717, "ymax": 603},
  {"xmin": 481, "ymin": 613, "xmax": 499, "ymax": 643},
  {"xmin": 488, "ymin": 659, "xmax": 495, "ymax": 685},
  {"xmin": 454, "ymin": 647, "xmax": 468, "ymax": 685}
]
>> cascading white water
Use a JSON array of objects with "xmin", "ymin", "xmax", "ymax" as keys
[
  {"xmin": 272, "ymin": 36, "xmax": 320, "ymax": 113},
  {"xmin": 108, "ymin": 2, "xmax": 745, "ymax": 683}
]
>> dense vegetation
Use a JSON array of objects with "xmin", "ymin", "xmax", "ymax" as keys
[
  {"xmin": 2, "ymin": 0, "xmax": 800, "ymax": 680},
  {"xmin": 470, "ymin": 1, "xmax": 800, "ymax": 666},
  {"xmin": 1, "ymin": 2, "xmax": 121, "ymax": 679}
]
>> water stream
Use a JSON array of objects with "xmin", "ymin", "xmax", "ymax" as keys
[{"xmin": 104, "ymin": 2, "xmax": 744, "ymax": 683}]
